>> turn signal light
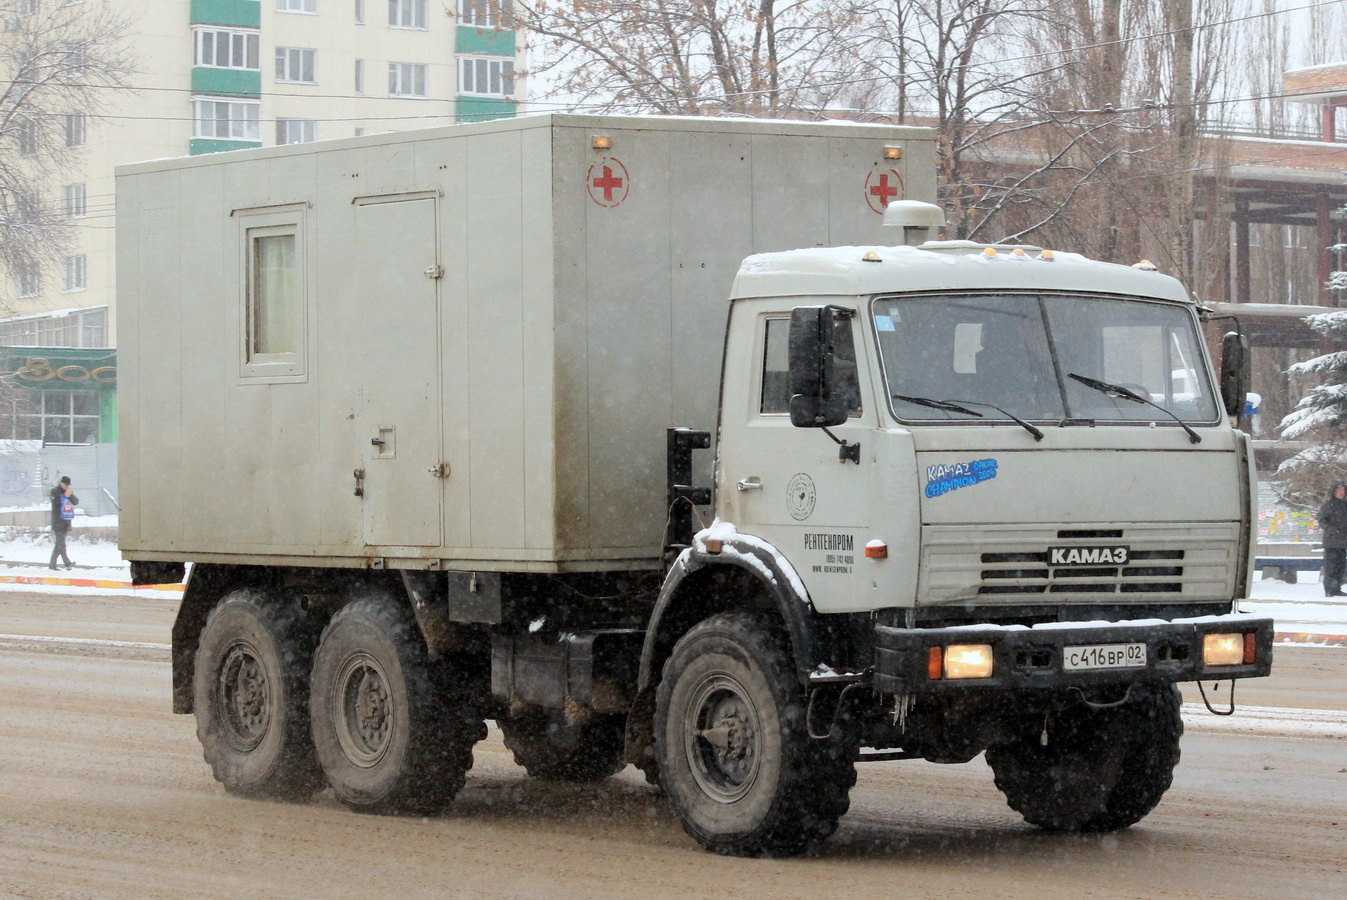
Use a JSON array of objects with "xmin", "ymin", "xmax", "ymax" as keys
[
  {"xmin": 944, "ymin": 644, "xmax": 995, "ymax": 679},
  {"xmin": 703, "ymin": 539, "xmax": 723, "ymax": 554},
  {"xmin": 865, "ymin": 541, "xmax": 888, "ymax": 559},
  {"xmin": 1244, "ymin": 632, "xmax": 1257, "ymax": 664},
  {"xmin": 927, "ymin": 647, "xmax": 943, "ymax": 680},
  {"xmin": 1202, "ymin": 633, "xmax": 1245, "ymax": 666}
]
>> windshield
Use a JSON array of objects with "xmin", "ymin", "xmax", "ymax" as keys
[{"xmin": 873, "ymin": 293, "xmax": 1219, "ymax": 424}]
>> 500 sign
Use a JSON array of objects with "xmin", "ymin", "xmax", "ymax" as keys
[{"xmin": 13, "ymin": 357, "xmax": 116, "ymax": 386}]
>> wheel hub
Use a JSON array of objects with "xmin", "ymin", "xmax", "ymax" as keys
[
  {"xmin": 334, "ymin": 652, "xmax": 394, "ymax": 767},
  {"xmin": 684, "ymin": 673, "xmax": 762, "ymax": 804},
  {"xmin": 217, "ymin": 640, "xmax": 270, "ymax": 752}
]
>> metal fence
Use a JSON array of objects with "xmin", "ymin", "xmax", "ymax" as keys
[{"xmin": 0, "ymin": 441, "xmax": 118, "ymax": 518}]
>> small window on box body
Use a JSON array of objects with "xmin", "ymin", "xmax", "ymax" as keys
[{"xmin": 238, "ymin": 209, "xmax": 307, "ymax": 381}]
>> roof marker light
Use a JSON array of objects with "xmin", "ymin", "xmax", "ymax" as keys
[
  {"xmin": 884, "ymin": 145, "xmax": 903, "ymax": 160},
  {"xmin": 863, "ymin": 250, "xmax": 882, "ymax": 263},
  {"xmin": 1039, "ymin": 250, "xmax": 1055, "ymax": 261},
  {"xmin": 592, "ymin": 135, "xmax": 613, "ymax": 150},
  {"xmin": 1133, "ymin": 259, "xmax": 1158, "ymax": 271},
  {"xmin": 1012, "ymin": 248, "xmax": 1027, "ymax": 258},
  {"xmin": 982, "ymin": 247, "xmax": 998, "ymax": 258}
]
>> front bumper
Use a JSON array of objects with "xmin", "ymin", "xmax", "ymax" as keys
[{"xmin": 873, "ymin": 613, "xmax": 1273, "ymax": 694}]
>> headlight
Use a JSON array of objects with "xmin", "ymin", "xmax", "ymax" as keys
[
  {"xmin": 1203, "ymin": 633, "xmax": 1250, "ymax": 666},
  {"xmin": 943, "ymin": 644, "xmax": 995, "ymax": 679}
]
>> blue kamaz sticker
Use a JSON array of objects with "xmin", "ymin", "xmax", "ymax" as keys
[
  {"xmin": 874, "ymin": 315, "xmax": 896, "ymax": 332},
  {"xmin": 925, "ymin": 458, "xmax": 998, "ymax": 498}
]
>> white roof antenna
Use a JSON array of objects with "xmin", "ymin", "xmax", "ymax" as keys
[{"xmin": 883, "ymin": 200, "xmax": 945, "ymax": 246}]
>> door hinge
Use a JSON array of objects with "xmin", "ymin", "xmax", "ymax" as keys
[
  {"xmin": 423, "ymin": 263, "xmax": 444, "ymax": 279},
  {"xmin": 428, "ymin": 462, "xmax": 451, "ymax": 478},
  {"xmin": 353, "ymin": 468, "xmax": 365, "ymax": 496}
]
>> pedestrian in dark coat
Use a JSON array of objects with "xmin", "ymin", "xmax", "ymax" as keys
[
  {"xmin": 1317, "ymin": 481, "xmax": 1347, "ymax": 597},
  {"xmin": 48, "ymin": 476, "xmax": 77, "ymax": 570}
]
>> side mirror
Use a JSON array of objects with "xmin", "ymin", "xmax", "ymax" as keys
[
  {"xmin": 788, "ymin": 306, "xmax": 856, "ymax": 428},
  {"xmin": 1219, "ymin": 331, "xmax": 1249, "ymax": 418}
]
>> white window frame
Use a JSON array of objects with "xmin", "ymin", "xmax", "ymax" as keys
[
  {"xmin": 61, "ymin": 254, "xmax": 87, "ymax": 293},
  {"xmin": 63, "ymin": 112, "xmax": 86, "ymax": 148},
  {"xmin": 276, "ymin": 118, "xmax": 317, "ymax": 145},
  {"xmin": 388, "ymin": 61, "xmax": 426, "ymax": 97},
  {"xmin": 236, "ymin": 206, "xmax": 308, "ymax": 381},
  {"xmin": 16, "ymin": 118, "xmax": 36, "ymax": 156},
  {"xmin": 63, "ymin": 183, "xmax": 86, "ymax": 218},
  {"xmin": 275, "ymin": 47, "xmax": 317, "ymax": 84},
  {"xmin": 457, "ymin": 0, "xmax": 513, "ymax": 28},
  {"xmin": 194, "ymin": 27, "xmax": 260, "ymax": 70},
  {"xmin": 389, "ymin": 0, "xmax": 427, "ymax": 29},
  {"xmin": 192, "ymin": 98, "xmax": 261, "ymax": 141},
  {"xmin": 458, "ymin": 56, "xmax": 514, "ymax": 97},
  {"xmin": 276, "ymin": 0, "xmax": 316, "ymax": 13}
]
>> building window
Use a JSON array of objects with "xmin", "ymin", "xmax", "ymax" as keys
[
  {"xmin": 277, "ymin": 0, "xmax": 316, "ymax": 12},
  {"xmin": 355, "ymin": 0, "xmax": 364, "ymax": 23},
  {"xmin": 195, "ymin": 28, "xmax": 260, "ymax": 70},
  {"xmin": 276, "ymin": 118, "xmax": 317, "ymax": 144},
  {"xmin": 458, "ymin": 0, "xmax": 513, "ymax": 28},
  {"xmin": 16, "ymin": 118, "xmax": 36, "ymax": 156},
  {"xmin": 63, "ymin": 183, "xmax": 86, "ymax": 218},
  {"xmin": 61, "ymin": 254, "xmax": 87, "ymax": 293},
  {"xmin": 63, "ymin": 112, "xmax": 86, "ymax": 148},
  {"xmin": 39, "ymin": 391, "xmax": 101, "ymax": 444},
  {"xmin": 13, "ymin": 261, "xmax": 39, "ymax": 299},
  {"xmin": 62, "ymin": 44, "xmax": 87, "ymax": 76},
  {"xmin": 276, "ymin": 47, "xmax": 316, "ymax": 84},
  {"xmin": 388, "ymin": 62, "xmax": 426, "ymax": 97},
  {"xmin": 389, "ymin": 0, "xmax": 426, "ymax": 29},
  {"xmin": 0, "ymin": 307, "xmax": 108, "ymax": 348},
  {"xmin": 458, "ymin": 56, "xmax": 513, "ymax": 97},
  {"xmin": 18, "ymin": 0, "xmax": 39, "ymax": 15},
  {"xmin": 354, "ymin": 58, "xmax": 364, "ymax": 92},
  {"xmin": 193, "ymin": 98, "xmax": 260, "ymax": 140}
]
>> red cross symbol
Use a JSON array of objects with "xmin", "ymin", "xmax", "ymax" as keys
[
  {"xmin": 587, "ymin": 157, "xmax": 631, "ymax": 207},
  {"xmin": 864, "ymin": 169, "xmax": 905, "ymax": 214}
]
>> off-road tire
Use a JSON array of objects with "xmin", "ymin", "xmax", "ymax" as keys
[
  {"xmin": 500, "ymin": 713, "xmax": 627, "ymax": 781},
  {"xmin": 193, "ymin": 589, "xmax": 323, "ymax": 800},
  {"xmin": 655, "ymin": 611, "xmax": 857, "ymax": 857},
  {"xmin": 986, "ymin": 683, "xmax": 1183, "ymax": 832},
  {"xmin": 309, "ymin": 598, "xmax": 485, "ymax": 815}
]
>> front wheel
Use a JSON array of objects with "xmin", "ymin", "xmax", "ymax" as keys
[
  {"xmin": 655, "ymin": 612, "xmax": 856, "ymax": 857},
  {"xmin": 986, "ymin": 683, "xmax": 1183, "ymax": 832},
  {"xmin": 309, "ymin": 599, "xmax": 484, "ymax": 815}
]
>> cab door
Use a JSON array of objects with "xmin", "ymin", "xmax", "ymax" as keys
[{"xmin": 715, "ymin": 302, "xmax": 875, "ymax": 612}]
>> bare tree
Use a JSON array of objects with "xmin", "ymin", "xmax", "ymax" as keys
[
  {"xmin": 503, "ymin": 1, "xmax": 864, "ymax": 116},
  {"xmin": 0, "ymin": 0, "xmax": 134, "ymax": 307}
]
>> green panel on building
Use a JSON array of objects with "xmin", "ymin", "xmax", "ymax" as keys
[
  {"xmin": 191, "ymin": 67, "xmax": 261, "ymax": 98},
  {"xmin": 0, "ymin": 348, "xmax": 117, "ymax": 392},
  {"xmin": 456, "ymin": 97, "xmax": 517, "ymax": 123},
  {"xmin": 455, "ymin": 26, "xmax": 516, "ymax": 56},
  {"xmin": 190, "ymin": 138, "xmax": 263, "ymax": 156},
  {"xmin": 190, "ymin": 0, "xmax": 261, "ymax": 28},
  {"xmin": 99, "ymin": 390, "xmax": 118, "ymax": 444}
]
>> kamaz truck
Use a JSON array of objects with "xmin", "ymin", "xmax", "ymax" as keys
[{"xmin": 117, "ymin": 114, "xmax": 1271, "ymax": 856}]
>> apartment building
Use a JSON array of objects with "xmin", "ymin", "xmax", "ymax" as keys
[{"xmin": 1, "ymin": 0, "xmax": 522, "ymax": 447}]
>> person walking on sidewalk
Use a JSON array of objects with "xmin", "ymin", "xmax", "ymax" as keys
[
  {"xmin": 1317, "ymin": 481, "xmax": 1347, "ymax": 597},
  {"xmin": 48, "ymin": 476, "xmax": 77, "ymax": 570}
]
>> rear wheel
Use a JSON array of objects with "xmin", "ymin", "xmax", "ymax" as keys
[
  {"xmin": 499, "ymin": 712, "xmax": 626, "ymax": 781},
  {"xmin": 193, "ymin": 589, "xmax": 323, "ymax": 800},
  {"xmin": 655, "ymin": 611, "xmax": 856, "ymax": 857},
  {"xmin": 986, "ymin": 683, "xmax": 1183, "ymax": 832},
  {"xmin": 309, "ymin": 599, "xmax": 484, "ymax": 815}
]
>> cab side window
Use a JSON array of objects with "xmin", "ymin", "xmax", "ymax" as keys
[{"xmin": 760, "ymin": 317, "xmax": 790, "ymax": 414}]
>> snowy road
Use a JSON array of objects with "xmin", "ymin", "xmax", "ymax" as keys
[{"xmin": 0, "ymin": 589, "xmax": 1343, "ymax": 897}]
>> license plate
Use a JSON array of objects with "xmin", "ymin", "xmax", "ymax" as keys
[{"xmin": 1063, "ymin": 642, "xmax": 1146, "ymax": 670}]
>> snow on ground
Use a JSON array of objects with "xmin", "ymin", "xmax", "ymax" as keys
[{"xmin": 1243, "ymin": 577, "xmax": 1347, "ymax": 638}]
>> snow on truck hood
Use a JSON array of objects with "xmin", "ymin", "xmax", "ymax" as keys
[{"xmin": 729, "ymin": 242, "xmax": 1193, "ymax": 303}]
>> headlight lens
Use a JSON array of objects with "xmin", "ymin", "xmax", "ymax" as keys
[
  {"xmin": 1202, "ymin": 633, "xmax": 1245, "ymax": 666},
  {"xmin": 943, "ymin": 643, "xmax": 995, "ymax": 679}
]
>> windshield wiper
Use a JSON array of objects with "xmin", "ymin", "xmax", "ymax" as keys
[
  {"xmin": 892, "ymin": 394, "xmax": 983, "ymax": 418},
  {"xmin": 1067, "ymin": 373, "xmax": 1201, "ymax": 444},
  {"xmin": 943, "ymin": 399, "xmax": 1044, "ymax": 441}
]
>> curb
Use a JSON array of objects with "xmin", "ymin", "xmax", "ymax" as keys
[
  {"xmin": 0, "ymin": 574, "xmax": 183, "ymax": 592},
  {"xmin": 1274, "ymin": 631, "xmax": 1347, "ymax": 647}
]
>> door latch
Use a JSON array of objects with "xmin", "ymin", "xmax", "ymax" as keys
[
  {"xmin": 428, "ymin": 462, "xmax": 450, "ymax": 478},
  {"xmin": 423, "ymin": 263, "xmax": 444, "ymax": 279},
  {"xmin": 353, "ymin": 468, "xmax": 365, "ymax": 496}
]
